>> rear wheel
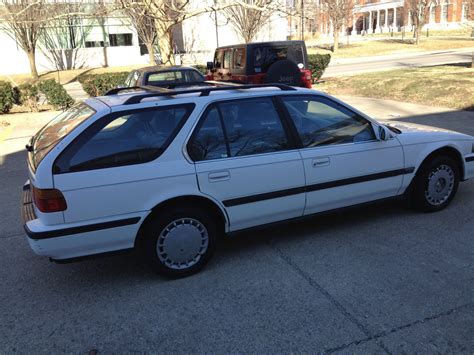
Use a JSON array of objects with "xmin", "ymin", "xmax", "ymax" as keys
[
  {"xmin": 141, "ymin": 207, "xmax": 217, "ymax": 278},
  {"xmin": 411, "ymin": 155, "xmax": 460, "ymax": 212}
]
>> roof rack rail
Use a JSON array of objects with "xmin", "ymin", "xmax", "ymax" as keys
[
  {"xmin": 122, "ymin": 83, "xmax": 297, "ymax": 105},
  {"xmin": 104, "ymin": 86, "xmax": 169, "ymax": 96}
]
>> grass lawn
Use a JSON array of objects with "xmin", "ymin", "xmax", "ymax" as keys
[
  {"xmin": 316, "ymin": 64, "xmax": 474, "ymax": 111},
  {"xmin": 0, "ymin": 64, "xmax": 143, "ymax": 86},
  {"xmin": 307, "ymin": 37, "xmax": 474, "ymax": 58}
]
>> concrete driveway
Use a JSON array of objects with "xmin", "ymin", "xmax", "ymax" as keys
[{"xmin": 0, "ymin": 98, "xmax": 473, "ymax": 353}]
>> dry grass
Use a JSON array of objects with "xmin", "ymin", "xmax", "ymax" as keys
[
  {"xmin": 307, "ymin": 37, "xmax": 474, "ymax": 58},
  {"xmin": 316, "ymin": 64, "xmax": 474, "ymax": 111},
  {"xmin": 0, "ymin": 64, "xmax": 143, "ymax": 86}
]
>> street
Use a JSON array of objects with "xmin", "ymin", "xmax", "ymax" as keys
[
  {"xmin": 0, "ymin": 99, "xmax": 473, "ymax": 353},
  {"xmin": 324, "ymin": 48, "xmax": 474, "ymax": 77}
]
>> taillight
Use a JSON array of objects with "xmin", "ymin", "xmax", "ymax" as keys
[{"xmin": 32, "ymin": 187, "xmax": 67, "ymax": 213}]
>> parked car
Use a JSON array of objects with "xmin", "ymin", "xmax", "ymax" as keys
[
  {"xmin": 22, "ymin": 84, "xmax": 474, "ymax": 278},
  {"xmin": 123, "ymin": 66, "xmax": 206, "ymax": 89},
  {"xmin": 206, "ymin": 40, "xmax": 313, "ymax": 88}
]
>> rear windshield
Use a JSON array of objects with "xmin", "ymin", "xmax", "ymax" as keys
[
  {"xmin": 31, "ymin": 103, "xmax": 95, "ymax": 170},
  {"xmin": 252, "ymin": 45, "xmax": 305, "ymax": 73}
]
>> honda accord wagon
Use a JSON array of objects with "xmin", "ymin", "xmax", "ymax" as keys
[{"xmin": 22, "ymin": 84, "xmax": 474, "ymax": 278}]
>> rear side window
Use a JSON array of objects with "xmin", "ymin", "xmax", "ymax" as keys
[
  {"xmin": 31, "ymin": 103, "xmax": 95, "ymax": 170},
  {"xmin": 223, "ymin": 50, "xmax": 232, "ymax": 69},
  {"xmin": 233, "ymin": 48, "xmax": 246, "ymax": 69},
  {"xmin": 189, "ymin": 98, "xmax": 290, "ymax": 161},
  {"xmin": 54, "ymin": 104, "xmax": 194, "ymax": 173}
]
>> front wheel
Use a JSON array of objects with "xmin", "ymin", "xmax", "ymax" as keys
[
  {"xmin": 141, "ymin": 207, "xmax": 217, "ymax": 278},
  {"xmin": 411, "ymin": 155, "xmax": 460, "ymax": 212}
]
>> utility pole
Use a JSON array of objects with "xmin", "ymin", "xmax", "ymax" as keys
[
  {"xmin": 300, "ymin": 0, "xmax": 304, "ymax": 40},
  {"xmin": 214, "ymin": 9, "xmax": 219, "ymax": 47}
]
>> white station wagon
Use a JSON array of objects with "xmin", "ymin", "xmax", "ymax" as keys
[{"xmin": 22, "ymin": 84, "xmax": 474, "ymax": 277}]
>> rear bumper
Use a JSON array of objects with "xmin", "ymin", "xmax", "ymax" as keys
[{"xmin": 22, "ymin": 183, "xmax": 146, "ymax": 260}]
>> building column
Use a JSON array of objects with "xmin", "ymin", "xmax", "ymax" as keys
[
  {"xmin": 351, "ymin": 14, "xmax": 356, "ymax": 35},
  {"xmin": 376, "ymin": 10, "xmax": 381, "ymax": 32},
  {"xmin": 393, "ymin": 7, "xmax": 397, "ymax": 30},
  {"xmin": 368, "ymin": 11, "xmax": 373, "ymax": 33},
  {"xmin": 384, "ymin": 9, "xmax": 389, "ymax": 32},
  {"xmin": 407, "ymin": 10, "xmax": 411, "ymax": 27}
]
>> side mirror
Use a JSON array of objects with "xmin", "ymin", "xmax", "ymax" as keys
[
  {"xmin": 207, "ymin": 61, "xmax": 214, "ymax": 70},
  {"xmin": 378, "ymin": 125, "xmax": 391, "ymax": 141}
]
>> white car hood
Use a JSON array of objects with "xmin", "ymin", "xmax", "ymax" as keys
[{"xmin": 386, "ymin": 121, "xmax": 472, "ymax": 144}]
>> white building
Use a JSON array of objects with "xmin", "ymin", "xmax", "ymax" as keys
[{"xmin": 0, "ymin": 1, "xmax": 287, "ymax": 76}]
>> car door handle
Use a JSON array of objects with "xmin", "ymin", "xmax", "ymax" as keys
[
  {"xmin": 208, "ymin": 171, "xmax": 230, "ymax": 182},
  {"xmin": 312, "ymin": 157, "xmax": 330, "ymax": 167}
]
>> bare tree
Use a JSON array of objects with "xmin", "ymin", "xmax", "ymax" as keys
[
  {"xmin": 407, "ymin": 0, "xmax": 432, "ymax": 44},
  {"xmin": 320, "ymin": 0, "xmax": 354, "ymax": 52},
  {"xmin": 117, "ymin": 0, "xmax": 285, "ymax": 65},
  {"xmin": 122, "ymin": 2, "xmax": 158, "ymax": 64},
  {"xmin": 0, "ymin": 0, "xmax": 50, "ymax": 80},
  {"xmin": 40, "ymin": 2, "xmax": 92, "ymax": 71},
  {"xmin": 223, "ymin": 0, "xmax": 275, "ymax": 43}
]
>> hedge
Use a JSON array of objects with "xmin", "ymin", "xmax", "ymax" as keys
[
  {"xmin": 307, "ymin": 54, "xmax": 331, "ymax": 83},
  {"xmin": 18, "ymin": 84, "xmax": 40, "ymax": 112},
  {"xmin": 78, "ymin": 72, "xmax": 129, "ymax": 97},
  {"xmin": 0, "ymin": 81, "xmax": 15, "ymax": 114},
  {"xmin": 38, "ymin": 79, "xmax": 74, "ymax": 110}
]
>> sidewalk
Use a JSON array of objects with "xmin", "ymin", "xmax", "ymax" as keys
[{"xmin": 63, "ymin": 81, "xmax": 89, "ymax": 101}]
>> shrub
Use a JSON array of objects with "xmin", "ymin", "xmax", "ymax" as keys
[
  {"xmin": 78, "ymin": 72, "xmax": 129, "ymax": 97},
  {"xmin": 18, "ymin": 84, "xmax": 40, "ymax": 112},
  {"xmin": 0, "ymin": 81, "xmax": 15, "ymax": 114},
  {"xmin": 307, "ymin": 54, "xmax": 331, "ymax": 83},
  {"xmin": 38, "ymin": 79, "xmax": 74, "ymax": 110}
]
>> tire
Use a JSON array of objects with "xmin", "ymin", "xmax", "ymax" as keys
[
  {"xmin": 264, "ymin": 59, "xmax": 303, "ymax": 87},
  {"xmin": 141, "ymin": 207, "xmax": 217, "ymax": 278},
  {"xmin": 411, "ymin": 155, "xmax": 460, "ymax": 212}
]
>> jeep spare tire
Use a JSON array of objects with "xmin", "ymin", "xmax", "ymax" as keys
[{"xmin": 264, "ymin": 59, "xmax": 302, "ymax": 87}]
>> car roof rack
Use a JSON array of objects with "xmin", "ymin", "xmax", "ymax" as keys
[
  {"xmin": 104, "ymin": 86, "xmax": 169, "ymax": 96},
  {"xmin": 122, "ymin": 83, "xmax": 297, "ymax": 105}
]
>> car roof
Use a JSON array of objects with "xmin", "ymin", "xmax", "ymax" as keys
[
  {"xmin": 135, "ymin": 65, "xmax": 200, "ymax": 74},
  {"xmin": 216, "ymin": 40, "xmax": 305, "ymax": 50},
  {"xmin": 90, "ymin": 85, "xmax": 320, "ymax": 109}
]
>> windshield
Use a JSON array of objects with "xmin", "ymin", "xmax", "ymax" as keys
[{"xmin": 31, "ymin": 103, "xmax": 96, "ymax": 170}]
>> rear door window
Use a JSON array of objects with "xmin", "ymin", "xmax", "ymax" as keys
[
  {"xmin": 233, "ymin": 48, "xmax": 246, "ymax": 69},
  {"xmin": 214, "ymin": 50, "xmax": 223, "ymax": 69},
  {"xmin": 54, "ymin": 104, "xmax": 194, "ymax": 173},
  {"xmin": 223, "ymin": 50, "xmax": 232, "ymax": 69}
]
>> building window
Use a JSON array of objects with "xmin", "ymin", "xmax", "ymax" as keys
[
  {"xmin": 109, "ymin": 33, "xmax": 133, "ymax": 47},
  {"xmin": 430, "ymin": 6, "xmax": 436, "ymax": 23},
  {"xmin": 461, "ymin": 3, "xmax": 468, "ymax": 21},
  {"xmin": 85, "ymin": 41, "xmax": 104, "ymax": 48},
  {"xmin": 441, "ymin": 3, "xmax": 448, "ymax": 22}
]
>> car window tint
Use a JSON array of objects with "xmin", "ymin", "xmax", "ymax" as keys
[
  {"xmin": 214, "ymin": 50, "xmax": 223, "ymax": 69},
  {"xmin": 219, "ymin": 98, "xmax": 290, "ymax": 157},
  {"xmin": 233, "ymin": 48, "xmax": 245, "ymax": 69},
  {"xmin": 189, "ymin": 107, "xmax": 228, "ymax": 161},
  {"xmin": 148, "ymin": 71, "xmax": 183, "ymax": 84},
  {"xmin": 185, "ymin": 70, "xmax": 204, "ymax": 82},
  {"xmin": 55, "ymin": 105, "xmax": 193, "ymax": 173},
  {"xmin": 223, "ymin": 50, "xmax": 232, "ymax": 69},
  {"xmin": 253, "ymin": 46, "xmax": 288, "ymax": 72},
  {"xmin": 282, "ymin": 96, "xmax": 375, "ymax": 148}
]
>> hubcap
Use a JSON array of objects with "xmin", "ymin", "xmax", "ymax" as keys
[
  {"xmin": 156, "ymin": 218, "xmax": 209, "ymax": 270},
  {"xmin": 425, "ymin": 164, "xmax": 454, "ymax": 206}
]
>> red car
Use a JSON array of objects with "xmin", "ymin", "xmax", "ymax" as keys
[{"xmin": 206, "ymin": 41, "xmax": 312, "ymax": 88}]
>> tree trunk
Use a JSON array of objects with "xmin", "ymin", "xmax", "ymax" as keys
[
  {"xmin": 414, "ymin": 25, "xmax": 420, "ymax": 45},
  {"xmin": 333, "ymin": 30, "xmax": 340, "ymax": 52},
  {"xmin": 147, "ymin": 43, "xmax": 156, "ymax": 65},
  {"xmin": 158, "ymin": 30, "xmax": 175, "ymax": 65},
  {"xmin": 27, "ymin": 50, "xmax": 39, "ymax": 81}
]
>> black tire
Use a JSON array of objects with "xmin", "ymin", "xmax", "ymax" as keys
[
  {"xmin": 264, "ymin": 59, "xmax": 303, "ymax": 87},
  {"xmin": 411, "ymin": 155, "xmax": 460, "ymax": 212},
  {"xmin": 141, "ymin": 207, "xmax": 217, "ymax": 278}
]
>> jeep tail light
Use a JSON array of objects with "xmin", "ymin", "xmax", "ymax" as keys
[{"xmin": 32, "ymin": 187, "xmax": 67, "ymax": 213}]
